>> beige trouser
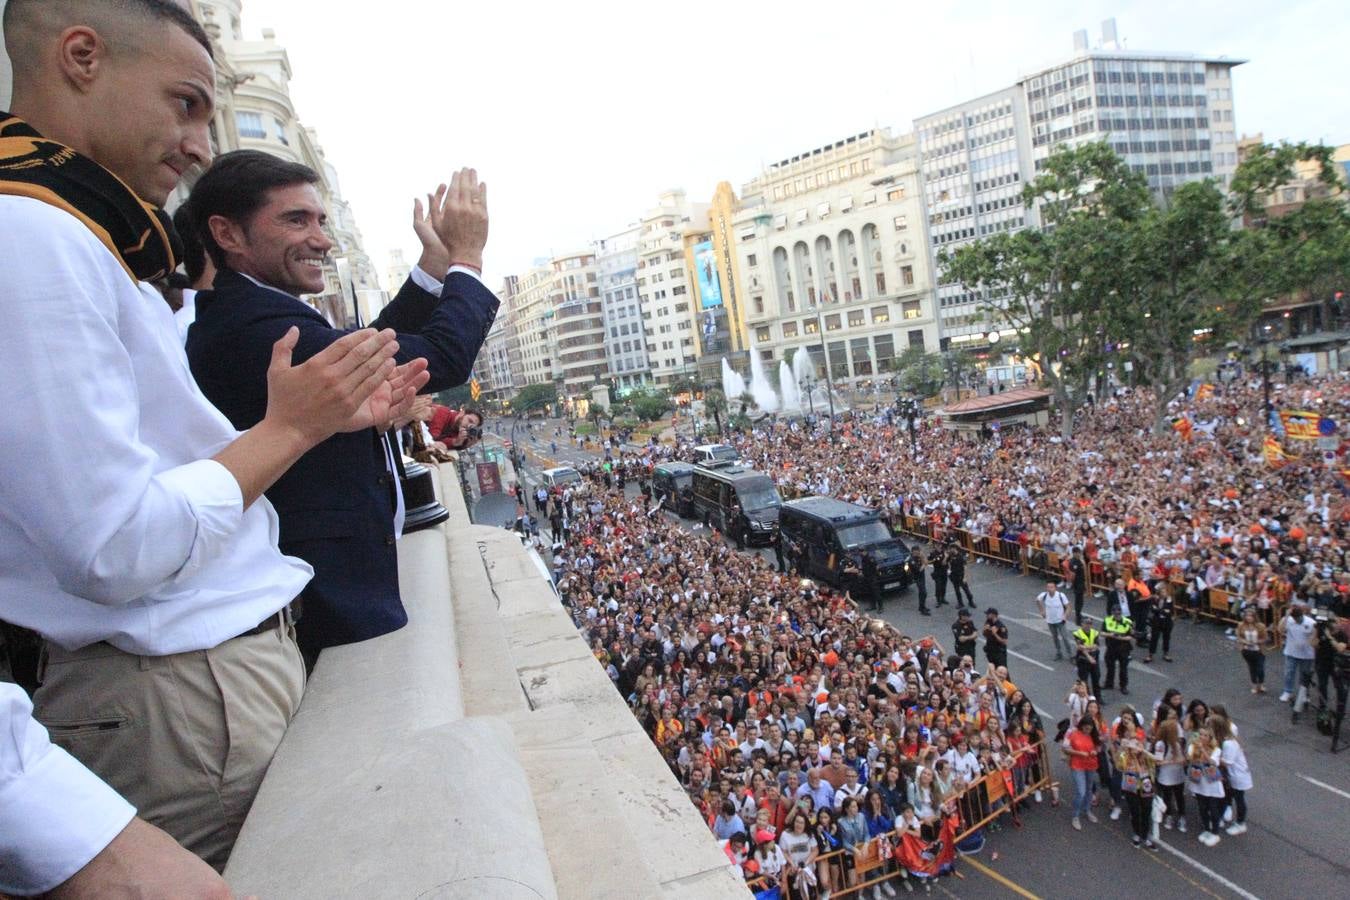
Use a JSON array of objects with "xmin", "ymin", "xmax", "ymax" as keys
[{"xmin": 33, "ymin": 624, "xmax": 305, "ymax": 870}]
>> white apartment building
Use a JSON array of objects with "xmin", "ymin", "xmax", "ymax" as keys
[
  {"xmin": 917, "ymin": 18, "xmax": 1243, "ymax": 346},
  {"xmin": 507, "ymin": 251, "xmax": 604, "ymax": 397},
  {"xmin": 732, "ymin": 129, "xmax": 939, "ymax": 384},
  {"xmin": 596, "ymin": 226, "xmax": 650, "ymax": 393},
  {"xmin": 636, "ymin": 191, "xmax": 707, "ymax": 386},
  {"xmin": 474, "ymin": 313, "xmax": 514, "ymax": 402},
  {"xmin": 385, "ymin": 248, "xmax": 412, "ymax": 295}
]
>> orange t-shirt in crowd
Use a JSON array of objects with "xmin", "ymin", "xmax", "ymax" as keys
[{"xmin": 1067, "ymin": 731, "xmax": 1099, "ymax": 771}]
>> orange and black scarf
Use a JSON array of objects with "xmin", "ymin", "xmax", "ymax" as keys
[{"xmin": 0, "ymin": 112, "xmax": 179, "ymax": 283}]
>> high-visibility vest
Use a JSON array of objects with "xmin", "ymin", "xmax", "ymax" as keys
[
  {"xmin": 1074, "ymin": 627, "xmax": 1099, "ymax": 647},
  {"xmin": 1104, "ymin": 615, "xmax": 1133, "ymax": 636}
]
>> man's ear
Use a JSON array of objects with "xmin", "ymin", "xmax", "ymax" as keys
[
  {"xmin": 56, "ymin": 27, "xmax": 107, "ymax": 91},
  {"xmin": 207, "ymin": 214, "xmax": 247, "ymax": 263}
]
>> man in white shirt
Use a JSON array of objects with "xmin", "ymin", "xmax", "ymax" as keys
[
  {"xmin": 1278, "ymin": 601, "xmax": 1318, "ymax": 702},
  {"xmin": 0, "ymin": 2, "xmax": 423, "ymax": 895},
  {"xmin": 1037, "ymin": 580, "xmax": 1072, "ymax": 661}
]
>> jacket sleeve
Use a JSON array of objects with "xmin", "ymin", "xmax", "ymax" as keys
[
  {"xmin": 371, "ymin": 271, "xmax": 500, "ymax": 391},
  {"xmin": 368, "ymin": 275, "xmax": 440, "ymax": 334}
]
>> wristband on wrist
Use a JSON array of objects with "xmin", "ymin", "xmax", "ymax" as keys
[{"xmin": 449, "ymin": 259, "xmax": 483, "ymax": 275}]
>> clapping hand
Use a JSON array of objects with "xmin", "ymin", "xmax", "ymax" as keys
[
  {"xmin": 431, "ymin": 167, "xmax": 489, "ymax": 272},
  {"xmin": 412, "ymin": 184, "xmax": 450, "ymax": 279}
]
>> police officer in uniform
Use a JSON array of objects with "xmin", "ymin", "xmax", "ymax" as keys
[
  {"xmin": 951, "ymin": 608, "xmax": 978, "ymax": 660},
  {"xmin": 1103, "ymin": 602, "xmax": 1135, "ymax": 695},
  {"xmin": 861, "ymin": 550, "xmax": 882, "ymax": 612},
  {"xmin": 912, "ymin": 545, "xmax": 931, "ymax": 616},
  {"xmin": 932, "ymin": 546, "xmax": 950, "ymax": 607},
  {"xmin": 1073, "ymin": 622, "xmax": 1103, "ymax": 698},
  {"xmin": 983, "ymin": 607, "xmax": 1010, "ymax": 669},
  {"xmin": 1146, "ymin": 588, "xmax": 1175, "ymax": 663}
]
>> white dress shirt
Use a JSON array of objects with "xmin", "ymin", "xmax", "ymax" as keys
[
  {"xmin": 0, "ymin": 196, "xmax": 313, "ymax": 889},
  {"xmin": 0, "ymin": 682, "xmax": 135, "ymax": 894}
]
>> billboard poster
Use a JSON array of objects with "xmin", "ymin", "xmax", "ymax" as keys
[
  {"xmin": 694, "ymin": 240, "xmax": 723, "ymax": 309},
  {"xmin": 476, "ymin": 461, "xmax": 503, "ymax": 495}
]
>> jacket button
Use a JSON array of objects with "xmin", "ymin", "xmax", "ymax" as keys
[{"xmin": 385, "ymin": 535, "xmax": 396, "ymax": 546}]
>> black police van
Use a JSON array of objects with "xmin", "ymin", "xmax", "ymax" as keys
[
  {"xmin": 690, "ymin": 464, "xmax": 782, "ymax": 547},
  {"xmin": 778, "ymin": 496, "xmax": 913, "ymax": 591},
  {"xmin": 652, "ymin": 461, "xmax": 696, "ymax": 517}
]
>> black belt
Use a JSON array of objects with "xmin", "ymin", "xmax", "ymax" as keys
[{"xmin": 239, "ymin": 603, "xmax": 298, "ymax": 638}]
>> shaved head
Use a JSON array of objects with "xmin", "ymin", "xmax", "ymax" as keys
[
  {"xmin": 4, "ymin": 0, "xmax": 216, "ymax": 205},
  {"xmin": 5, "ymin": 0, "xmax": 211, "ymax": 88}
]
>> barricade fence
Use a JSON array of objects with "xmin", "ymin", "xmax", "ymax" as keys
[
  {"xmin": 742, "ymin": 741, "xmax": 1056, "ymax": 897},
  {"xmin": 886, "ymin": 515, "xmax": 1290, "ymax": 643}
]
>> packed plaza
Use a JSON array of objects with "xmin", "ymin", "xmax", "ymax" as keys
[
  {"xmin": 532, "ymin": 368, "xmax": 1350, "ymax": 897},
  {"xmin": 2, "ymin": 1, "xmax": 1349, "ymax": 898}
]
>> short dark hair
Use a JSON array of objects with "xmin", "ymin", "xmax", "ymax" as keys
[
  {"xmin": 4, "ymin": 0, "xmax": 212, "ymax": 62},
  {"xmin": 188, "ymin": 150, "xmax": 319, "ymax": 269},
  {"xmin": 171, "ymin": 201, "xmax": 207, "ymax": 284}
]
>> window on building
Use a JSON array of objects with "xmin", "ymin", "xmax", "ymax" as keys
[
  {"xmin": 875, "ymin": 272, "xmax": 886, "ymax": 294},
  {"xmin": 756, "ymin": 326, "xmax": 771, "ymax": 343},
  {"xmin": 871, "ymin": 305, "xmax": 890, "ymax": 324},
  {"xmin": 893, "ymin": 215, "xmax": 908, "ymax": 231},
  {"xmin": 886, "ymin": 187, "xmax": 906, "ymax": 201},
  {"xmin": 781, "ymin": 321, "xmax": 798, "ymax": 338},
  {"xmin": 907, "ymin": 329, "xmax": 925, "ymax": 349},
  {"xmin": 747, "ymin": 253, "xmax": 758, "ymax": 267},
  {"xmin": 273, "ymin": 117, "xmax": 289, "ymax": 145},
  {"xmin": 824, "ymin": 313, "xmax": 842, "ymax": 332},
  {"xmin": 850, "ymin": 337, "xmax": 873, "ymax": 376},
  {"xmin": 901, "ymin": 265, "xmax": 914, "ymax": 286},
  {"xmin": 804, "ymin": 317, "xmax": 819, "ymax": 335},
  {"xmin": 848, "ymin": 310, "xmax": 865, "ymax": 328},
  {"xmin": 902, "ymin": 300, "xmax": 922, "ymax": 319},
  {"xmin": 236, "ymin": 111, "xmax": 266, "ymax": 139},
  {"xmin": 753, "ymin": 296, "xmax": 765, "ymax": 314}
]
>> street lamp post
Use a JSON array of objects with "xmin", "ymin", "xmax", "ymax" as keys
[{"xmin": 1257, "ymin": 332, "xmax": 1274, "ymax": 431}]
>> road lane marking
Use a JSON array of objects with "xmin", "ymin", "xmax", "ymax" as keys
[
  {"xmin": 1154, "ymin": 838, "xmax": 1263, "ymax": 900},
  {"xmin": 961, "ymin": 856, "xmax": 1042, "ymax": 900},
  {"xmin": 1008, "ymin": 649, "xmax": 1055, "ymax": 672},
  {"xmin": 1298, "ymin": 773, "xmax": 1350, "ymax": 800}
]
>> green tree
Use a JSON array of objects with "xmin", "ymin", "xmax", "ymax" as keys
[
  {"xmin": 1110, "ymin": 178, "xmax": 1277, "ymax": 432},
  {"xmin": 943, "ymin": 142, "xmax": 1151, "ymax": 438},
  {"xmin": 1231, "ymin": 141, "xmax": 1350, "ymax": 322},
  {"xmin": 626, "ymin": 387, "xmax": 671, "ymax": 422},
  {"xmin": 511, "ymin": 382, "xmax": 557, "ymax": 414},
  {"xmin": 891, "ymin": 345, "xmax": 945, "ymax": 397},
  {"xmin": 703, "ymin": 387, "xmax": 727, "ymax": 437}
]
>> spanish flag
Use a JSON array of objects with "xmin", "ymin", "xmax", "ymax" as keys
[
  {"xmin": 1172, "ymin": 415, "xmax": 1193, "ymax": 442},
  {"xmin": 470, "ymin": 378, "xmax": 482, "ymax": 402},
  {"xmin": 1195, "ymin": 383, "xmax": 1214, "ymax": 401},
  {"xmin": 1264, "ymin": 434, "xmax": 1291, "ymax": 468}
]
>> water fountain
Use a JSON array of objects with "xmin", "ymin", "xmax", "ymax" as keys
[
  {"xmin": 747, "ymin": 350, "xmax": 780, "ymax": 413},
  {"xmin": 720, "ymin": 357, "xmax": 747, "ymax": 401},
  {"xmin": 778, "ymin": 360, "xmax": 801, "ymax": 412}
]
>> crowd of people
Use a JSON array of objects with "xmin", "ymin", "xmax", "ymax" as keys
[{"xmin": 549, "ymin": 481, "xmax": 1056, "ymax": 896}]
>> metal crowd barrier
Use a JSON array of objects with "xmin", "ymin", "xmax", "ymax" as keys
[{"xmin": 741, "ymin": 740, "xmax": 1057, "ymax": 897}]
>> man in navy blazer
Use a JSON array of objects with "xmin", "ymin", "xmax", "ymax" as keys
[{"xmin": 184, "ymin": 150, "xmax": 496, "ymax": 665}]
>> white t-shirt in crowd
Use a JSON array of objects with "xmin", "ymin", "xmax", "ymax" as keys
[
  {"xmin": 1282, "ymin": 615, "xmax": 1317, "ymax": 660},
  {"xmin": 1220, "ymin": 739, "xmax": 1253, "ymax": 791},
  {"xmin": 1038, "ymin": 590, "xmax": 1070, "ymax": 625}
]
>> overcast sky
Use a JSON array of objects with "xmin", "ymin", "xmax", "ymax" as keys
[{"xmin": 239, "ymin": 0, "xmax": 1349, "ymax": 289}]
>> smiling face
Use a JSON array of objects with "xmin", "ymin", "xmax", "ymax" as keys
[{"xmin": 214, "ymin": 182, "xmax": 333, "ymax": 296}]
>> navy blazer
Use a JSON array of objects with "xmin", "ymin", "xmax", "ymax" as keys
[{"xmin": 187, "ymin": 268, "xmax": 498, "ymax": 659}]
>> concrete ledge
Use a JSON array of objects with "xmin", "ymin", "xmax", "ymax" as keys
[{"xmin": 225, "ymin": 508, "xmax": 555, "ymax": 898}]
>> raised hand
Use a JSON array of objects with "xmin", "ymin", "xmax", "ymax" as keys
[
  {"xmin": 432, "ymin": 167, "xmax": 489, "ymax": 272},
  {"xmin": 265, "ymin": 326, "xmax": 400, "ymax": 445},
  {"xmin": 412, "ymin": 184, "xmax": 450, "ymax": 279}
]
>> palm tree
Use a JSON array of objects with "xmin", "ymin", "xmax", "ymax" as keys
[{"xmin": 703, "ymin": 387, "xmax": 727, "ymax": 438}]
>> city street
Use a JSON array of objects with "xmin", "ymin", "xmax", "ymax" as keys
[{"xmin": 501, "ymin": 431, "xmax": 1350, "ymax": 900}]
